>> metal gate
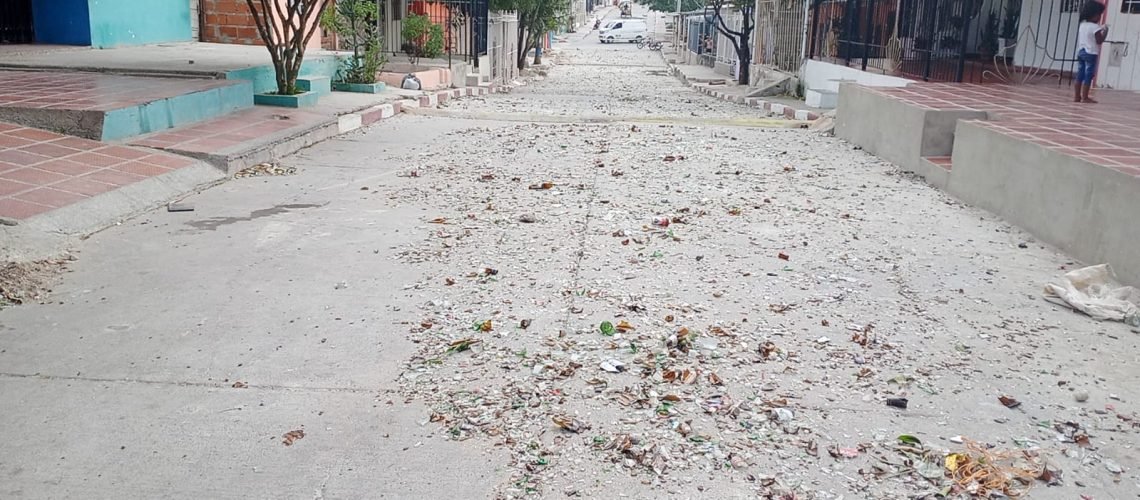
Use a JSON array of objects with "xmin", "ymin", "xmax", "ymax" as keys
[{"xmin": 1, "ymin": 0, "xmax": 35, "ymax": 44}]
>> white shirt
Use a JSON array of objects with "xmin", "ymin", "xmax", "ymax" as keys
[{"xmin": 1078, "ymin": 21, "xmax": 1103, "ymax": 55}]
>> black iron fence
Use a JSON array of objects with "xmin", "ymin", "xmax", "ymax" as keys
[
  {"xmin": 387, "ymin": 0, "xmax": 489, "ymax": 67},
  {"xmin": 808, "ymin": 0, "xmax": 1081, "ymax": 83},
  {"xmin": 1, "ymin": 0, "xmax": 35, "ymax": 44}
]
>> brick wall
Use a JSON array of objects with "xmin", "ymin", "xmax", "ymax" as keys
[{"xmin": 201, "ymin": 0, "xmax": 264, "ymax": 45}]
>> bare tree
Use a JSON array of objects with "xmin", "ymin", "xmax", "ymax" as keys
[
  {"xmin": 244, "ymin": 0, "xmax": 333, "ymax": 95},
  {"xmin": 708, "ymin": 0, "xmax": 754, "ymax": 85}
]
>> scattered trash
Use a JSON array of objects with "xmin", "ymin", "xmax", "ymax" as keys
[
  {"xmin": 234, "ymin": 162, "xmax": 296, "ymax": 178},
  {"xmin": 770, "ymin": 408, "xmax": 794, "ymax": 423},
  {"xmin": 1043, "ymin": 264, "xmax": 1140, "ymax": 325},
  {"xmin": 446, "ymin": 338, "xmax": 481, "ymax": 354},
  {"xmin": 999, "ymin": 395, "xmax": 1022, "ymax": 409},
  {"xmin": 615, "ymin": 320, "xmax": 635, "ymax": 333},
  {"xmin": 231, "ymin": 381, "xmax": 247, "ymax": 388},
  {"xmin": 473, "ymin": 320, "xmax": 493, "ymax": 332},
  {"xmin": 519, "ymin": 319, "xmax": 532, "ymax": 329},
  {"xmin": 599, "ymin": 321, "xmax": 616, "ymax": 336},
  {"xmin": 886, "ymin": 398, "xmax": 909, "ymax": 409},
  {"xmin": 777, "ymin": 252, "xmax": 790, "ymax": 261},
  {"xmin": 552, "ymin": 415, "xmax": 588, "ymax": 433},
  {"xmin": 600, "ymin": 359, "xmax": 626, "ymax": 373},
  {"xmin": 282, "ymin": 429, "xmax": 305, "ymax": 446},
  {"xmin": 529, "ymin": 182, "xmax": 555, "ymax": 190},
  {"xmin": 167, "ymin": 202, "xmax": 194, "ymax": 212}
]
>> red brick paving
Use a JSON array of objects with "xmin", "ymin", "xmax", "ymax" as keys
[
  {"xmin": 0, "ymin": 70, "xmax": 238, "ymax": 111},
  {"xmin": 129, "ymin": 106, "xmax": 329, "ymax": 155},
  {"xmin": 0, "ymin": 121, "xmax": 196, "ymax": 220},
  {"xmin": 868, "ymin": 83, "xmax": 1140, "ymax": 177}
]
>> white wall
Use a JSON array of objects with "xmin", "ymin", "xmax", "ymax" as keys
[
  {"xmin": 1100, "ymin": 0, "xmax": 1140, "ymax": 90},
  {"xmin": 1012, "ymin": 0, "xmax": 1079, "ymax": 72},
  {"xmin": 803, "ymin": 59, "xmax": 914, "ymax": 92}
]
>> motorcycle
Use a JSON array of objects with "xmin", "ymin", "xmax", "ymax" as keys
[{"xmin": 636, "ymin": 38, "xmax": 663, "ymax": 51}]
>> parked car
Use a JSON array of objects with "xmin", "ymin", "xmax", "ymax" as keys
[{"xmin": 599, "ymin": 19, "xmax": 647, "ymax": 44}]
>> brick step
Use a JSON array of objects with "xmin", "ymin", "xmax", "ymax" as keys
[{"xmin": 921, "ymin": 155, "xmax": 953, "ymax": 171}]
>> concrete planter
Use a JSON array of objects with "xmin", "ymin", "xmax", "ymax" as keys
[
  {"xmin": 332, "ymin": 82, "xmax": 388, "ymax": 94},
  {"xmin": 254, "ymin": 91, "xmax": 319, "ymax": 108}
]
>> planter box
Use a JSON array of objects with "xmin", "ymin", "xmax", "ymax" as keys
[
  {"xmin": 333, "ymin": 82, "xmax": 388, "ymax": 94},
  {"xmin": 254, "ymin": 91, "xmax": 319, "ymax": 108}
]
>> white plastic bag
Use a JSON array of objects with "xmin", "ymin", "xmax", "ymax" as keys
[{"xmin": 1044, "ymin": 264, "xmax": 1140, "ymax": 325}]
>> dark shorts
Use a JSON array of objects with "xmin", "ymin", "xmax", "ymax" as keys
[{"xmin": 1077, "ymin": 48, "xmax": 1098, "ymax": 85}]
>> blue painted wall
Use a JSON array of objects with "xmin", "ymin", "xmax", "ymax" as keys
[
  {"xmin": 87, "ymin": 0, "xmax": 192, "ymax": 48},
  {"xmin": 31, "ymin": 0, "xmax": 92, "ymax": 46}
]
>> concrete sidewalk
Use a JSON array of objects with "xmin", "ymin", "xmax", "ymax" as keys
[{"xmin": 667, "ymin": 63, "xmax": 823, "ymax": 120}]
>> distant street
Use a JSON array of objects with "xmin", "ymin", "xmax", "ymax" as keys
[{"xmin": 1, "ymin": 14, "xmax": 1137, "ymax": 500}]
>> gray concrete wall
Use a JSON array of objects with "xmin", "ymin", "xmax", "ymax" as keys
[
  {"xmin": 949, "ymin": 121, "xmax": 1140, "ymax": 285},
  {"xmin": 836, "ymin": 83, "xmax": 925, "ymax": 172},
  {"xmin": 837, "ymin": 83, "xmax": 985, "ymax": 182}
]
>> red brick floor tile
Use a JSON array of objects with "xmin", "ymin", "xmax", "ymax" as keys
[
  {"xmin": 36, "ymin": 158, "xmax": 100, "ymax": 176},
  {"xmin": 68, "ymin": 151, "xmax": 126, "ymax": 168},
  {"xmin": 0, "ymin": 135, "xmax": 35, "ymax": 148},
  {"xmin": 112, "ymin": 161, "xmax": 170, "ymax": 177},
  {"xmin": 0, "ymin": 148, "xmax": 50, "ymax": 167},
  {"xmin": 81, "ymin": 168, "xmax": 145, "ymax": 187},
  {"xmin": 52, "ymin": 177, "xmax": 117, "ymax": 197},
  {"xmin": 0, "ymin": 161, "xmax": 20, "ymax": 174},
  {"xmin": 97, "ymin": 145, "xmax": 151, "ymax": 160},
  {"xmin": 15, "ymin": 187, "xmax": 88, "ymax": 208},
  {"xmin": 0, "ymin": 167, "xmax": 69, "ymax": 185},
  {"xmin": 49, "ymin": 136, "xmax": 105, "ymax": 151},
  {"xmin": 0, "ymin": 198, "xmax": 52, "ymax": 220},
  {"xmin": 0, "ymin": 123, "xmax": 19, "ymax": 133},
  {"xmin": 19, "ymin": 142, "xmax": 81, "ymax": 159},
  {"xmin": 0, "ymin": 178, "xmax": 34, "ymax": 196},
  {"xmin": 7, "ymin": 128, "xmax": 61, "ymax": 141}
]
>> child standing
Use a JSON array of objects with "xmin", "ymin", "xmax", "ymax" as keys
[{"xmin": 1075, "ymin": 1, "xmax": 1109, "ymax": 103}]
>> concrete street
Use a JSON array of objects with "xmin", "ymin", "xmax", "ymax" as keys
[{"xmin": 2, "ymin": 26, "xmax": 1139, "ymax": 500}]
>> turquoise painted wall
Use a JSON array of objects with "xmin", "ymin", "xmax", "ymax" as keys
[
  {"xmin": 226, "ymin": 56, "xmax": 340, "ymax": 94},
  {"xmin": 87, "ymin": 0, "xmax": 192, "ymax": 48}
]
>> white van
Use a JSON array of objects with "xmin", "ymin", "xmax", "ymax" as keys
[{"xmin": 599, "ymin": 20, "xmax": 647, "ymax": 43}]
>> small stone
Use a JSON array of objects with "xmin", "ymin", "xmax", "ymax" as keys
[
  {"xmin": 949, "ymin": 436, "xmax": 964, "ymax": 444},
  {"xmin": 770, "ymin": 408, "xmax": 794, "ymax": 423},
  {"xmin": 1017, "ymin": 242, "xmax": 1028, "ymax": 249},
  {"xmin": 519, "ymin": 214, "xmax": 537, "ymax": 223},
  {"xmin": 1109, "ymin": 393, "xmax": 1122, "ymax": 401},
  {"xmin": 1074, "ymin": 389, "xmax": 1089, "ymax": 403},
  {"xmin": 1105, "ymin": 459, "xmax": 1124, "ymax": 474}
]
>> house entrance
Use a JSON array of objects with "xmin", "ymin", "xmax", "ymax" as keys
[{"xmin": 0, "ymin": 0, "xmax": 35, "ymax": 44}]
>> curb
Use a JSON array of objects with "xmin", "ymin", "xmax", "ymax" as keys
[{"xmin": 666, "ymin": 64, "xmax": 820, "ymax": 121}]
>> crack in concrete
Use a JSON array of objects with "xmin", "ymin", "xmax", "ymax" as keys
[{"xmin": 0, "ymin": 371, "xmax": 378, "ymax": 394}]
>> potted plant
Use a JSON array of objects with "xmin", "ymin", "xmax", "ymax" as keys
[
  {"xmin": 321, "ymin": 0, "xmax": 389, "ymax": 93},
  {"xmin": 999, "ymin": 0, "xmax": 1020, "ymax": 59},
  {"xmin": 244, "ymin": 0, "xmax": 331, "ymax": 107},
  {"xmin": 400, "ymin": 14, "xmax": 445, "ymax": 67}
]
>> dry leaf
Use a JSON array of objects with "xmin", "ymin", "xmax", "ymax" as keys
[
  {"xmin": 282, "ymin": 429, "xmax": 305, "ymax": 446},
  {"xmin": 616, "ymin": 320, "xmax": 635, "ymax": 332},
  {"xmin": 709, "ymin": 372, "xmax": 724, "ymax": 385},
  {"xmin": 998, "ymin": 395, "xmax": 1021, "ymax": 408},
  {"xmin": 428, "ymin": 217, "xmax": 447, "ymax": 224},
  {"xmin": 232, "ymin": 381, "xmax": 247, "ymax": 388},
  {"xmin": 552, "ymin": 415, "xmax": 587, "ymax": 433}
]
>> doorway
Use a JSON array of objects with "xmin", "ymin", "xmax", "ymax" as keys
[{"xmin": 0, "ymin": 0, "xmax": 35, "ymax": 43}]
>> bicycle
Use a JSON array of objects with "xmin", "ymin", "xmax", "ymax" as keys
[{"xmin": 636, "ymin": 37, "xmax": 662, "ymax": 50}]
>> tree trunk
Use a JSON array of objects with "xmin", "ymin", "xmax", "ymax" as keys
[
  {"xmin": 516, "ymin": 22, "xmax": 529, "ymax": 70},
  {"xmin": 737, "ymin": 45, "xmax": 750, "ymax": 85}
]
